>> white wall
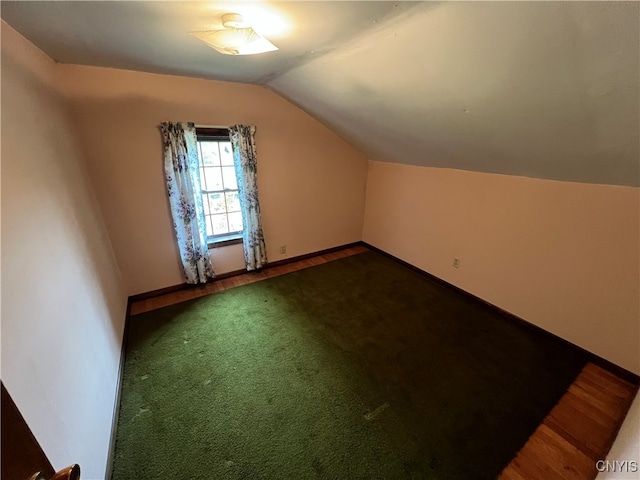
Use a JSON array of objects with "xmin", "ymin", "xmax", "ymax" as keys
[
  {"xmin": 1, "ymin": 22, "xmax": 127, "ymax": 479},
  {"xmin": 363, "ymin": 161, "xmax": 640, "ymax": 374},
  {"xmin": 59, "ymin": 65, "xmax": 369, "ymax": 296}
]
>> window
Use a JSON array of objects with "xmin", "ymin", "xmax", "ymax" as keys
[{"xmin": 195, "ymin": 128, "xmax": 243, "ymax": 246}]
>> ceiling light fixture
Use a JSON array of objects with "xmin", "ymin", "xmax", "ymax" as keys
[{"xmin": 189, "ymin": 13, "xmax": 278, "ymax": 56}]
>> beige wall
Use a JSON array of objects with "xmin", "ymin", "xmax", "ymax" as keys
[
  {"xmin": 363, "ymin": 161, "xmax": 640, "ymax": 374},
  {"xmin": 1, "ymin": 23, "xmax": 127, "ymax": 478},
  {"xmin": 59, "ymin": 65, "xmax": 369, "ymax": 296}
]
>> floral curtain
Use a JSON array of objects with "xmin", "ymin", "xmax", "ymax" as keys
[
  {"xmin": 159, "ymin": 121, "xmax": 215, "ymax": 284},
  {"xmin": 229, "ymin": 125, "xmax": 268, "ymax": 271}
]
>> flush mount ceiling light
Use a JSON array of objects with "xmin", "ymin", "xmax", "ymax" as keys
[{"xmin": 189, "ymin": 13, "xmax": 278, "ymax": 56}]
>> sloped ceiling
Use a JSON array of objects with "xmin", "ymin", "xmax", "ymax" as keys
[
  {"xmin": 0, "ymin": 1, "xmax": 419, "ymax": 83},
  {"xmin": 269, "ymin": 2, "xmax": 639, "ymax": 186},
  {"xmin": 2, "ymin": 1, "xmax": 638, "ymax": 186}
]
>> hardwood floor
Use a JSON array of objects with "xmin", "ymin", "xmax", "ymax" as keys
[
  {"xmin": 499, "ymin": 363, "xmax": 637, "ymax": 480},
  {"xmin": 129, "ymin": 245, "xmax": 369, "ymax": 316},
  {"xmin": 129, "ymin": 245, "xmax": 638, "ymax": 480}
]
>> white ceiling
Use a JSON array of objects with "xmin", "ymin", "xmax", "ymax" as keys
[
  {"xmin": 2, "ymin": 1, "xmax": 638, "ymax": 186},
  {"xmin": 0, "ymin": 1, "xmax": 419, "ymax": 83}
]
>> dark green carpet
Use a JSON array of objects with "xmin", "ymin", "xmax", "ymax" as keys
[{"xmin": 112, "ymin": 251, "xmax": 587, "ymax": 479}]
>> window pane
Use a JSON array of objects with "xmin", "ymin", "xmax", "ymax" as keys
[
  {"xmin": 201, "ymin": 193, "xmax": 210, "ymax": 215},
  {"xmin": 203, "ymin": 167, "xmax": 223, "ymax": 191},
  {"xmin": 220, "ymin": 142, "xmax": 234, "ymax": 166},
  {"xmin": 211, "ymin": 214, "xmax": 230, "ymax": 235},
  {"xmin": 208, "ymin": 193, "xmax": 226, "ymax": 214},
  {"xmin": 221, "ymin": 166, "xmax": 237, "ymax": 190},
  {"xmin": 199, "ymin": 141, "xmax": 220, "ymax": 166},
  {"xmin": 225, "ymin": 191, "xmax": 241, "ymax": 212},
  {"xmin": 228, "ymin": 212, "xmax": 243, "ymax": 232},
  {"xmin": 205, "ymin": 215, "xmax": 214, "ymax": 237}
]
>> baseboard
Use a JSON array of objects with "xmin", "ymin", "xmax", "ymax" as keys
[
  {"xmin": 362, "ymin": 242, "xmax": 640, "ymax": 386},
  {"xmin": 266, "ymin": 241, "xmax": 363, "ymax": 269},
  {"xmin": 128, "ymin": 282, "xmax": 188, "ymax": 302},
  {"xmin": 104, "ymin": 299, "xmax": 132, "ymax": 480},
  {"xmin": 128, "ymin": 242, "xmax": 364, "ymax": 304},
  {"xmin": 126, "ymin": 240, "xmax": 639, "ymax": 385}
]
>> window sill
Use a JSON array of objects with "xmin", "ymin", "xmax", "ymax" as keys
[{"xmin": 208, "ymin": 235, "xmax": 243, "ymax": 249}]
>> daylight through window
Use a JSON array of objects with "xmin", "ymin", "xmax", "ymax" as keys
[{"xmin": 195, "ymin": 130, "xmax": 243, "ymax": 243}]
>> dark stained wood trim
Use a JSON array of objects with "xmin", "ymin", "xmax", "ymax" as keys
[
  {"xmin": 362, "ymin": 242, "xmax": 640, "ymax": 386},
  {"xmin": 208, "ymin": 237, "xmax": 243, "ymax": 249},
  {"xmin": 128, "ymin": 282, "xmax": 191, "ymax": 302},
  {"xmin": 104, "ymin": 299, "xmax": 132, "ymax": 480},
  {"xmin": 215, "ymin": 268, "xmax": 248, "ymax": 280},
  {"xmin": 195, "ymin": 127, "xmax": 229, "ymax": 138},
  {"xmin": 128, "ymin": 242, "xmax": 364, "ymax": 304},
  {"xmin": 127, "ymin": 240, "xmax": 638, "ymax": 385},
  {"xmin": 265, "ymin": 242, "xmax": 363, "ymax": 270}
]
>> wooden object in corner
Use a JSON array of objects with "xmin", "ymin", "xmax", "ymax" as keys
[
  {"xmin": 50, "ymin": 464, "xmax": 80, "ymax": 480},
  {"xmin": 29, "ymin": 465, "xmax": 80, "ymax": 480},
  {"xmin": 1, "ymin": 382, "xmax": 55, "ymax": 480}
]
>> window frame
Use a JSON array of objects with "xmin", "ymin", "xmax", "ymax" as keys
[{"xmin": 195, "ymin": 127, "xmax": 243, "ymax": 248}]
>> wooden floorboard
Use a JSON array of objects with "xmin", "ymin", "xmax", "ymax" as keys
[
  {"xmin": 129, "ymin": 245, "xmax": 638, "ymax": 479},
  {"xmin": 129, "ymin": 245, "xmax": 368, "ymax": 315},
  {"xmin": 499, "ymin": 363, "xmax": 637, "ymax": 480}
]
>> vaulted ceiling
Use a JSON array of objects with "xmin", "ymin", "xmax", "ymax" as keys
[{"xmin": 2, "ymin": 1, "xmax": 638, "ymax": 186}]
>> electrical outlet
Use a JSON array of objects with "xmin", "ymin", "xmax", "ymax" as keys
[
  {"xmin": 452, "ymin": 258, "xmax": 461, "ymax": 268},
  {"xmin": 279, "ymin": 245, "xmax": 287, "ymax": 255}
]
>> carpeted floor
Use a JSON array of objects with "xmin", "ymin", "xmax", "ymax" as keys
[{"xmin": 111, "ymin": 251, "xmax": 588, "ymax": 479}]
